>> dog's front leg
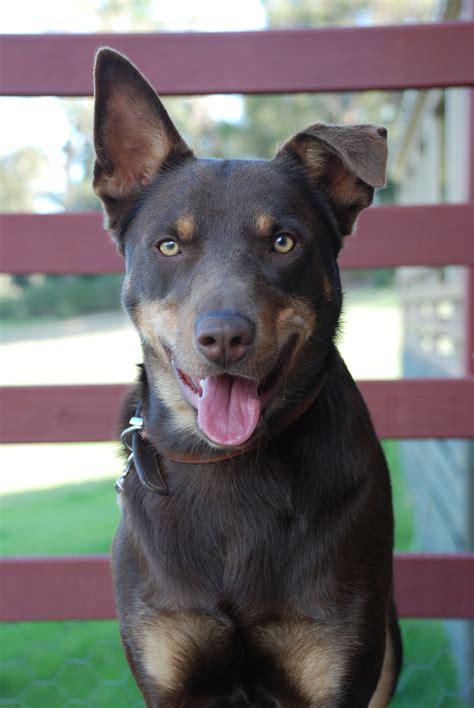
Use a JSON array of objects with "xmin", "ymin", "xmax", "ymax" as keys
[
  {"xmin": 120, "ymin": 609, "xmax": 250, "ymax": 708},
  {"xmin": 248, "ymin": 615, "xmax": 389, "ymax": 708}
]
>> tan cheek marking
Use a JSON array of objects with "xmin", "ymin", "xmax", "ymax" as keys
[
  {"xmin": 134, "ymin": 300, "xmax": 178, "ymax": 352},
  {"xmin": 251, "ymin": 619, "xmax": 350, "ymax": 703},
  {"xmin": 133, "ymin": 300, "xmax": 196, "ymax": 434},
  {"xmin": 175, "ymin": 214, "xmax": 195, "ymax": 242},
  {"xmin": 140, "ymin": 613, "xmax": 231, "ymax": 693},
  {"xmin": 276, "ymin": 297, "xmax": 316, "ymax": 346},
  {"xmin": 256, "ymin": 213, "xmax": 275, "ymax": 236},
  {"xmin": 148, "ymin": 367, "xmax": 197, "ymax": 435}
]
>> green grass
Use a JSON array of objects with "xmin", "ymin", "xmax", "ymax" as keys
[
  {"xmin": 0, "ymin": 443, "xmax": 465, "ymax": 706},
  {"xmin": 0, "ymin": 274, "xmax": 123, "ymax": 322},
  {"xmin": 384, "ymin": 440, "xmax": 415, "ymax": 552},
  {"xmin": 0, "ymin": 478, "xmax": 120, "ymax": 557},
  {"xmin": 392, "ymin": 620, "xmax": 464, "ymax": 708},
  {"xmin": 1, "ymin": 620, "xmax": 142, "ymax": 707}
]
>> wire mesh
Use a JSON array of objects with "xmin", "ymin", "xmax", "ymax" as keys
[{"xmin": 1, "ymin": 618, "xmax": 472, "ymax": 707}]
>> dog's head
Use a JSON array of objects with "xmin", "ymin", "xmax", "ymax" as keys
[{"xmin": 93, "ymin": 48, "xmax": 387, "ymax": 449}]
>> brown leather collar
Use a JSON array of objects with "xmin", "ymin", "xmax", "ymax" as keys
[
  {"xmin": 117, "ymin": 370, "xmax": 327, "ymax": 495},
  {"xmin": 164, "ymin": 370, "xmax": 328, "ymax": 464}
]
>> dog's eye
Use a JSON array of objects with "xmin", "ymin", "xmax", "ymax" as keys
[
  {"xmin": 273, "ymin": 233, "xmax": 295, "ymax": 254},
  {"xmin": 157, "ymin": 239, "xmax": 181, "ymax": 257}
]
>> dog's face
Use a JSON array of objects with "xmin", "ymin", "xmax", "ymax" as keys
[{"xmin": 93, "ymin": 49, "xmax": 387, "ymax": 448}]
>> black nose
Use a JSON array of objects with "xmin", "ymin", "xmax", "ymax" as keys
[{"xmin": 195, "ymin": 311, "xmax": 255, "ymax": 366}]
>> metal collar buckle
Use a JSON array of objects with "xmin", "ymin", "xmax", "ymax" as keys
[
  {"xmin": 120, "ymin": 415, "xmax": 144, "ymax": 450},
  {"xmin": 115, "ymin": 415, "xmax": 143, "ymax": 493},
  {"xmin": 115, "ymin": 413, "xmax": 169, "ymax": 496}
]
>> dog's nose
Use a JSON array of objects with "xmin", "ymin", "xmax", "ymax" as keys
[{"xmin": 195, "ymin": 311, "xmax": 255, "ymax": 366}]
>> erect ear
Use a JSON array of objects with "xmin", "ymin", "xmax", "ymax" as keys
[
  {"xmin": 277, "ymin": 123, "xmax": 387, "ymax": 239},
  {"xmin": 93, "ymin": 48, "xmax": 193, "ymax": 232}
]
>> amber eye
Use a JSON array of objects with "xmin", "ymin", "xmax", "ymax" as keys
[
  {"xmin": 157, "ymin": 239, "xmax": 181, "ymax": 257},
  {"xmin": 273, "ymin": 233, "xmax": 295, "ymax": 254}
]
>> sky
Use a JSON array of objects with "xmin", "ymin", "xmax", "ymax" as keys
[
  {"xmin": 0, "ymin": 0, "xmax": 441, "ymax": 211},
  {"xmin": 0, "ymin": 0, "xmax": 267, "ymax": 34},
  {"xmin": 0, "ymin": 0, "xmax": 268, "ymax": 209}
]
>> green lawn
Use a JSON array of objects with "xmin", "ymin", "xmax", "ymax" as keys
[
  {"xmin": 0, "ymin": 478, "xmax": 120, "ymax": 557},
  {"xmin": 0, "ymin": 442, "xmax": 465, "ymax": 707}
]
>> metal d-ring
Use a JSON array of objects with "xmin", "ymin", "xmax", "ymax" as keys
[
  {"xmin": 120, "ymin": 416, "xmax": 144, "ymax": 452},
  {"xmin": 115, "ymin": 411, "xmax": 169, "ymax": 496},
  {"xmin": 115, "ymin": 415, "xmax": 144, "ymax": 493}
]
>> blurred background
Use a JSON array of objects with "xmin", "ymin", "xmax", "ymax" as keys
[{"xmin": 0, "ymin": 0, "xmax": 472, "ymax": 706}]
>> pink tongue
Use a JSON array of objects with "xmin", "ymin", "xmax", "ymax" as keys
[{"xmin": 197, "ymin": 375, "xmax": 260, "ymax": 446}]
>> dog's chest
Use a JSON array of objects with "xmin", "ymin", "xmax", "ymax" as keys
[{"xmin": 145, "ymin": 465, "xmax": 302, "ymax": 608}]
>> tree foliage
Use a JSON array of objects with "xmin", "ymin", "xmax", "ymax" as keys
[
  {"xmin": 1, "ymin": 0, "xmax": 439, "ymax": 213},
  {"xmin": 0, "ymin": 0, "xmax": 439, "ymax": 318}
]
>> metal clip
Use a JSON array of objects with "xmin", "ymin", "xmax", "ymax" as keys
[
  {"xmin": 120, "ymin": 415, "xmax": 144, "ymax": 451},
  {"xmin": 116, "ymin": 414, "xmax": 144, "ymax": 493}
]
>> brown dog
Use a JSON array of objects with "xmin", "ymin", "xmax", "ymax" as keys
[{"xmin": 93, "ymin": 48, "xmax": 402, "ymax": 707}]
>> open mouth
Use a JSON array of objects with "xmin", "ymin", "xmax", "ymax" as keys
[{"xmin": 167, "ymin": 336, "xmax": 297, "ymax": 448}]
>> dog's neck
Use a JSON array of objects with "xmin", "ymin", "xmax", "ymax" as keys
[
  {"xmin": 121, "ymin": 358, "xmax": 330, "ymax": 495},
  {"xmin": 150, "ymin": 372, "xmax": 327, "ymax": 463}
]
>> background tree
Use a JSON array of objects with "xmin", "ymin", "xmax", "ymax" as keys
[{"xmin": 0, "ymin": 0, "xmax": 440, "ymax": 320}]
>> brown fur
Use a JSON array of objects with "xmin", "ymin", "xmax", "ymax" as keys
[
  {"xmin": 322, "ymin": 276, "xmax": 333, "ymax": 301},
  {"xmin": 277, "ymin": 123, "xmax": 387, "ymax": 236},
  {"xmin": 93, "ymin": 48, "xmax": 402, "ymax": 707}
]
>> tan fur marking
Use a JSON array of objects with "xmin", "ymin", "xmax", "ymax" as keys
[
  {"xmin": 327, "ymin": 161, "xmax": 368, "ymax": 209},
  {"xmin": 133, "ymin": 300, "xmax": 196, "ymax": 434},
  {"xmin": 368, "ymin": 628, "xmax": 396, "ymax": 708},
  {"xmin": 302, "ymin": 143, "xmax": 328, "ymax": 182},
  {"xmin": 322, "ymin": 276, "xmax": 332, "ymax": 301},
  {"xmin": 175, "ymin": 214, "xmax": 195, "ymax": 242},
  {"xmin": 132, "ymin": 295, "xmax": 316, "ymax": 441},
  {"xmin": 276, "ymin": 298, "xmax": 316, "ymax": 346},
  {"xmin": 256, "ymin": 213, "xmax": 275, "ymax": 236},
  {"xmin": 140, "ymin": 612, "xmax": 231, "ymax": 693},
  {"xmin": 134, "ymin": 299, "xmax": 179, "ymax": 352},
  {"xmin": 251, "ymin": 618, "xmax": 351, "ymax": 704}
]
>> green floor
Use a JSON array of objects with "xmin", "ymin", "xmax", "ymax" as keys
[{"xmin": 0, "ymin": 442, "xmax": 466, "ymax": 707}]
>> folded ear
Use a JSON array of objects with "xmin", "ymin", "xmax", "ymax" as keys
[
  {"xmin": 277, "ymin": 123, "xmax": 387, "ymax": 238},
  {"xmin": 93, "ymin": 48, "xmax": 193, "ymax": 232}
]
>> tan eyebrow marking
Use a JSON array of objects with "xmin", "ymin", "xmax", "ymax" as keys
[
  {"xmin": 175, "ymin": 213, "xmax": 195, "ymax": 241},
  {"xmin": 256, "ymin": 213, "xmax": 275, "ymax": 236}
]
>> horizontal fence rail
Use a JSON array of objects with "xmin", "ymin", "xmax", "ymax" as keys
[
  {"xmin": 1, "ymin": 23, "xmax": 474, "ymax": 97},
  {"xmin": 1, "ymin": 379, "xmax": 473, "ymax": 444},
  {"xmin": 1, "ymin": 554, "xmax": 473, "ymax": 622},
  {"xmin": 1, "ymin": 204, "xmax": 474, "ymax": 274},
  {"xmin": 0, "ymin": 21, "xmax": 473, "ymax": 635}
]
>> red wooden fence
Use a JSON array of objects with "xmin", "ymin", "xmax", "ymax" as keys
[
  {"xmin": 2, "ymin": 554, "xmax": 473, "ymax": 622},
  {"xmin": 1, "ymin": 24, "xmax": 473, "ymax": 95},
  {"xmin": 1, "ymin": 379, "xmax": 473, "ymax": 444},
  {"xmin": 1, "ymin": 24, "xmax": 474, "ymax": 622},
  {"xmin": 1, "ymin": 204, "xmax": 474, "ymax": 274}
]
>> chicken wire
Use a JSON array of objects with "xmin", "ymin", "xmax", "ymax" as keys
[{"xmin": 1, "ymin": 618, "xmax": 472, "ymax": 707}]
